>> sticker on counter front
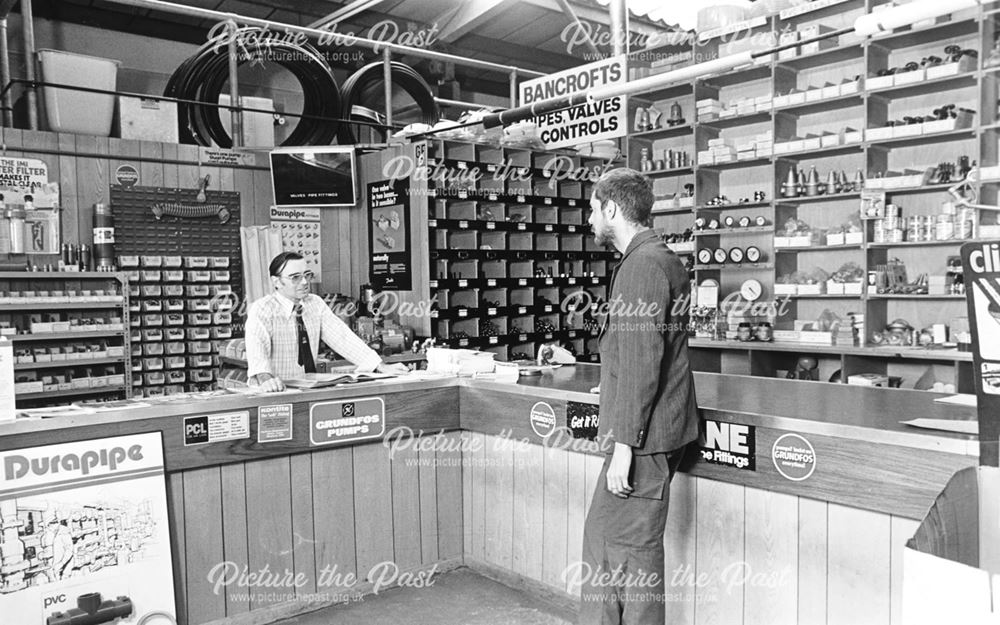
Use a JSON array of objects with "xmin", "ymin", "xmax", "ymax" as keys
[
  {"xmin": 310, "ymin": 397, "xmax": 385, "ymax": 445},
  {"xmin": 530, "ymin": 401, "xmax": 557, "ymax": 438},
  {"xmin": 699, "ymin": 419, "xmax": 755, "ymax": 471},
  {"xmin": 184, "ymin": 411, "xmax": 250, "ymax": 446},
  {"xmin": 258, "ymin": 404, "xmax": 293, "ymax": 443},
  {"xmin": 771, "ymin": 433, "xmax": 816, "ymax": 481},
  {"xmin": 567, "ymin": 401, "xmax": 599, "ymax": 440}
]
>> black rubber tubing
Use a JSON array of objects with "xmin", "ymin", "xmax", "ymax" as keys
[
  {"xmin": 165, "ymin": 40, "xmax": 342, "ymax": 147},
  {"xmin": 337, "ymin": 60, "xmax": 439, "ymax": 144}
]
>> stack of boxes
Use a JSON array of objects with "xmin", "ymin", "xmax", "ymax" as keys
[
  {"xmin": 699, "ymin": 132, "xmax": 773, "ymax": 165},
  {"xmin": 121, "ymin": 255, "xmax": 236, "ymax": 397},
  {"xmin": 696, "ymin": 98, "xmax": 723, "ymax": 121}
]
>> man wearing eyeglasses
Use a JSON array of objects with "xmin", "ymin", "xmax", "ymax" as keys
[{"xmin": 245, "ymin": 252, "xmax": 407, "ymax": 392}]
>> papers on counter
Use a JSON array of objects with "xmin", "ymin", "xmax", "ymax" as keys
[
  {"xmin": 933, "ymin": 394, "xmax": 978, "ymax": 407},
  {"xmin": 901, "ymin": 418, "xmax": 979, "ymax": 435}
]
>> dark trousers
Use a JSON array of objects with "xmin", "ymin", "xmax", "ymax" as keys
[{"xmin": 578, "ymin": 450, "xmax": 682, "ymax": 625}]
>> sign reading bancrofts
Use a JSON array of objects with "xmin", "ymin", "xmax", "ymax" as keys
[{"xmin": 518, "ymin": 55, "xmax": 627, "ymax": 150}]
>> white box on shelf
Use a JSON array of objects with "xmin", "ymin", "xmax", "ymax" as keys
[
  {"xmin": 116, "ymin": 96, "xmax": 178, "ymax": 143},
  {"xmin": 977, "ymin": 165, "xmax": 1000, "ymax": 180},
  {"xmin": 848, "ymin": 373, "xmax": 889, "ymax": 387},
  {"xmin": 789, "ymin": 139, "xmax": 806, "ymax": 152},
  {"xmin": 866, "ymin": 74, "xmax": 894, "ymax": 90},
  {"xmin": 840, "ymin": 80, "xmax": 861, "ymax": 95},
  {"xmin": 843, "ymin": 281, "xmax": 863, "ymax": 295},
  {"xmin": 772, "ymin": 330, "xmax": 800, "ymax": 342},
  {"xmin": 774, "ymin": 236, "xmax": 792, "ymax": 247},
  {"xmin": 921, "ymin": 118, "xmax": 955, "ymax": 134},
  {"xmin": 678, "ymin": 196, "xmax": 695, "ymax": 208},
  {"xmin": 821, "ymin": 133, "xmax": 841, "ymax": 148},
  {"xmin": 866, "ymin": 126, "xmax": 893, "ymax": 141},
  {"xmin": 788, "ymin": 91, "xmax": 807, "ymax": 105},
  {"xmin": 715, "ymin": 153, "xmax": 734, "ymax": 163},
  {"xmin": 827, "ymin": 232, "xmax": 845, "ymax": 246},
  {"xmin": 821, "ymin": 84, "xmax": 841, "ymax": 99},
  {"xmin": 773, "ymin": 142, "xmax": 792, "ymax": 155},
  {"xmin": 802, "ymin": 137, "xmax": 822, "ymax": 150},
  {"xmin": 774, "ymin": 284, "xmax": 797, "ymax": 296},
  {"xmin": 843, "ymin": 128, "xmax": 864, "ymax": 143},
  {"xmin": 799, "ymin": 330, "xmax": 833, "ymax": 344},
  {"xmin": 844, "ymin": 231, "xmax": 864, "ymax": 245},
  {"xmin": 805, "ymin": 88, "xmax": 824, "ymax": 102},
  {"xmin": 926, "ymin": 55, "xmax": 975, "ymax": 79},
  {"xmin": 893, "ymin": 69, "xmax": 925, "ymax": 85},
  {"xmin": 719, "ymin": 107, "xmax": 738, "ymax": 118},
  {"xmin": 755, "ymin": 95, "xmax": 772, "ymax": 109},
  {"xmin": 892, "ymin": 124, "xmax": 923, "ymax": 138},
  {"xmin": 737, "ymin": 151, "xmax": 757, "ymax": 161},
  {"xmin": 772, "ymin": 94, "xmax": 791, "ymax": 108},
  {"xmin": 788, "ymin": 235, "xmax": 812, "ymax": 247},
  {"xmin": 826, "ymin": 281, "xmax": 845, "ymax": 295},
  {"xmin": 757, "ymin": 147, "xmax": 774, "ymax": 157}
]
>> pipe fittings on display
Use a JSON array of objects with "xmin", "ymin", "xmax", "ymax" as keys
[{"xmin": 46, "ymin": 593, "xmax": 133, "ymax": 625}]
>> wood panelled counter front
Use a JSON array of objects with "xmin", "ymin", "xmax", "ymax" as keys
[{"xmin": 0, "ymin": 369, "xmax": 977, "ymax": 625}]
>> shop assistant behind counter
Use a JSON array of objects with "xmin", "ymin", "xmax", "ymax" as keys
[{"xmin": 244, "ymin": 252, "xmax": 407, "ymax": 392}]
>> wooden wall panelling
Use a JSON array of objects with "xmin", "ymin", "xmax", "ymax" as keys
[
  {"xmin": 20, "ymin": 129, "xmax": 60, "ymax": 264},
  {"xmin": 743, "ymin": 488, "xmax": 798, "ymax": 625},
  {"xmin": 289, "ymin": 453, "xmax": 318, "ymax": 598},
  {"xmin": 244, "ymin": 456, "xmax": 294, "ymax": 610},
  {"xmin": 418, "ymin": 442, "xmax": 439, "ymax": 564},
  {"xmin": 827, "ymin": 503, "xmax": 891, "ymax": 625},
  {"xmin": 57, "ymin": 133, "xmax": 80, "ymax": 244},
  {"xmin": 491, "ymin": 434, "xmax": 515, "ymax": 570},
  {"xmin": 167, "ymin": 472, "xmax": 189, "ymax": 625},
  {"xmin": 182, "ymin": 466, "xmax": 227, "ymax": 623},
  {"xmin": 220, "ymin": 463, "xmax": 251, "ymax": 616},
  {"xmin": 436, "ymin": 431, "xmax": 464, "ymax": 560},
  {"xmin": 232, "ymin": 159, "xmax": 256, "ymax": 227},
  {"xmin": 565, "ymin": 450, "xmax": 588, "ymax": 596},
  {"xmin": 512, "ymin": 442, "xmax": 544, "ymax": 581},
  {"xmin": 162, "ymin": 143, "xmax": 181, "ymax": 189},
  {"xmin": 890, "ymin": 515, "xmax": 920, "ymax": 625},
  {"xmin": 74, "ymin": 136, "xmax": 110, "ymax": 237},
  {"xmin": 463, "ymin": 431, "xmax": 473, "ymax": 559},
  {"xmin": 695, "ymin": 478, "xmax": 746, "ymax": 625},
  {"xmin": 176, "ymin": 144, "xmax": 204, "ymax": 205},
  {"xmin": 541, "ymin": 444, "xmax": 569, "ymax": 589},
  {"xmin": 311, "ymin": 447, "xmax": 358, "ymax": 591},
  {"xmin": 251, "ymin": 155, "xmax": 273, "ymax": 225},
  {"xmin": 482, "ymin": 433, "xmax": 501, "ymax": 566},
  {"xmin": 390, "ymin": 443, "xmax": 423, "ymax": 570},
  {"xmin": 138, "ymin": 140, "xmax": 164, "ymax": 188},
  {"xmin": 664, "ymin": 472, "xmax": 697, "ymax": 625},
  {"xmin": 797, "ymin": 497, "xmax": 828, "ymax": 625},
  {"xmin": 470, "ymin": 431, "xmax": 487, "ymax": 561},
  {"xmin": 337, "ymin": 206, "xmax": 353, "ymax": 294},
  {"xmin": 353, "ymin": 442, "xmax": 395, "ymax": 583}
]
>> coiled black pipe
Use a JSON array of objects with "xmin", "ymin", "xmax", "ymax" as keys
[
  {"xmin": 337, "ymin": 61, "xmax": 438, "ymax": 144},
  {"xmin": 165, "ymin": 40, "xmax": 341, "ymax": 147}
]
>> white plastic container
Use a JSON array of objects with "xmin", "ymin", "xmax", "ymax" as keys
[{"xmin": 37, "ymin": 49, "xmax": 119, "ymax": 136}]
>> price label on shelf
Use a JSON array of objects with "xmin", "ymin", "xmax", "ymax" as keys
[
  {"xmin": 568, "ymin": 331, "xmax": 577, "ymax": 338},
  {"xmin": 487, "ymin": 279, "xmax": 497, "ymax": 287},
  {"xmin": 545, "ymin": 225, "xmax": 553, "ymax": 232},
  {"xmin": 457, "ymin": 161, "xmax": 467, "ymax": 169},
  {"xmin": 458, "ymin": 190, "xmax": 468, "ymax": 199},
  {"xmin": 486, "ymin": 222, "xmax": 495, "ymax": 230},
  {"xmin": 568, "ymin": 278, "xmax": 576, "ymax": 284},
  {"xmin": 518, "ymin": 306, "xmax": 527, "ymax": 314},
  {"xmin": 592, "ymin": 277, "xmax": 600, "ymax": 284},
  {"xmin": 487, "ymin": 164, "xmax": 497, "ymax": 172},
  {"xmin": 519, "ymin": 334, "xmax": 528, "ymax": 342},
  {"xmin": 545, "ymin": 278, "xmax": 553, "ymax": 285},
  {"xmin": 517, "ymin": 223, "xmax": 526, "ymax": 231},
  {"xmin": 489, "ymin": 337, "xmax": 498, "ymax": 344},
  {"xmin": 459, "ymin": 220, "xmax": 469, "ymax": 228},
  {"xmin": 429, "ymin": 280, "xmax": 438, "ymax": 288},
  {"xmin": 459, "ymin": 339, "xmax": 469, "ymax": 347},
  {"xmin": 518, "ymin": 280, "xmax": 527, "ymax": 286},
  {"xmin": 430, "ymin": 310, "xmax": 439, "ymax": 318},
  {"xmin": 488, "ymin": 194, "xmax": 498, "ymax": 201},
  {"xmin": 429, "ymin": 219, "xmax": 437, "ymax": 227},
  {"xmin": 568, "ymin": 199, "xmax": 576, "ymax": 206},
  {"xmin": 568, "ymin": 225, "xmax": 576, "ymax": 232},
  {"xmin": 519, "ymin": 168, "xmax": 529, "ymax": 177},
  {"xmin": 544, "ymin": 305, "xmax": 553, "ymax": 312},
  {"xmin": 544, "ymin": 333, "xmax": 553, "ymax": 340},
  {"xmin": 458, "ymin": 309, "xmax": 468, "ymax": 317},
  {"xmin": 517, "ymin": 195, "xmax": 526, "ymax": 203},
  {"xmin": 544, "ymin": 198, "xmax": 552, "ymax": 205},
  {"xmin": 487, "ymin": 308, "xmax": 497, "ymax": 315},
  {"xmin": 458, "ymin": 280, "xmax": 468, "ymax": 288}
]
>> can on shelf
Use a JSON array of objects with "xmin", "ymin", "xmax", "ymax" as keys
[
  {"xmin": 935, "ymin": 214, "xmax": 954, "ymax": 241},
  {"xmin": 957, "ymin": 207, "xmax": 977, "ymax": 239},
  {"xmin": 906, "ymin": 216, "xmax": 921, "ymax": 241},
  {"xmin": 887, "ymin": 228, "xmax": 904, "ymax": 243}
]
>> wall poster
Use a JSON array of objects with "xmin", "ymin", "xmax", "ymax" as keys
[
  {"xmin": 367, "ymin": 178, "xmax": 412, "ymax": 291},
  {"xmin": 0, "ymin": 432, "xmax": 177, "ymax": 624}
]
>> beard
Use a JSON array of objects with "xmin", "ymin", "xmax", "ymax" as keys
[{"xmin": 593, "ymin": 223, "xmax": 614, "ymax": 248}]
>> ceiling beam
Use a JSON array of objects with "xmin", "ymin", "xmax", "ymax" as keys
[{"xmin": 434, "ymin": 0, "xmax": 514, "ymax": 43}]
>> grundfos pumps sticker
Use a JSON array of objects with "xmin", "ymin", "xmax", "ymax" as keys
[
  {"xmin": 771, "ymin": 433, "xmax": 816, "ymax": 481},
  {"xmin": 310, "ymin": 397, "xmax": 385, "ymax": 445}
]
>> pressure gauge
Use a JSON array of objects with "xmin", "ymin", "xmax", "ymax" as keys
[
  {"xmin": 740, "ymin": 279, "xmax": 763, "ymax": 301},
  {"xmin": 729, "ymin": 246, "xmax": 745, "ymax": 264},
  {"xmin": 755, "ymin": 215, "xmax": 768, "ymax": 227},
  {"xmin": 738, "ymin": 215, "xmax": 752, "ymax": 228},
  {"xmin": 723, "ymin": 215, "xmax": 736, "ymax": 228},
  {"xmin": 707, "ymin": 218, "xmax": 720, "ymax": 230},
  {"xmin": 697, "ymin": 248, "xmax": 713, "ymax": 265},
  {"xmin": 746, "ymin": 245, "xmax": 762, "ymax": 263},
  {"xmin": 713, "ymin": 248, "xmax": 728, "ymax": 264}
]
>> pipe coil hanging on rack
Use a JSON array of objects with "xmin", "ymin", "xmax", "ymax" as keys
[
  {"xmin": 337, "ymin": 61, "xmax": 439, "ymax": 144},
  {"xmin": 165, "ymin": 40, "xmax": 341, "ymax": 147}
]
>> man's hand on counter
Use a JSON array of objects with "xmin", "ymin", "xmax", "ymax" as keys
[
  {"xmin": 251, "ymin": 373, "xmax": 286, "ymax": 392},
  {"xmin": 376, "ymin": 362, "xmax": 410, "ymax": 374}
]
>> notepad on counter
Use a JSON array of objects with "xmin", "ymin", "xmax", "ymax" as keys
[{"xmin": 282, "ymin": 372, "xmax": 397, "ymax": 389}]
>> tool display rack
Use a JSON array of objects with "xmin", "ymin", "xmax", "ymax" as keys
[
  {"xmin": 388, "ymin": 139, "xmax": 622, "ymax": 363},
  {"xmin": 1, "ymin": 271, "xmax": 131, "ymax": 406},
  {"xmin": 624, "ymin": 0, "xmax": 1000, "ymax": 390},
  {"xmin": 120, "ymin": 257, "xmax": 235, "ymax": 397}
]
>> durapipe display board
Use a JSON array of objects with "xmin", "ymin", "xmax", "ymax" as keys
[
  {"xmin": 0, "ymin": 432, "xmax": 177, "ymax": 623},
  {"xmin": 962, "ymin": 241, "xmax": 1000, "ymax": 465},
  {"xmin": 270, "ymin": 146, "xmax": 357, "ymax": 207}
]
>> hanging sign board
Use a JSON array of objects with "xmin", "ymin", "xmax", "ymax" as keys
[
  {"xmin": 961, "ymin": 241, "xmax": 1000, "ymax": 465},
  {"xmin": 0, "ymin": 433, "xmax": 177, "ymax": 624},
  {"xmin": 519, "ymin": 55, "xmax": 627, "ymax": 150}
]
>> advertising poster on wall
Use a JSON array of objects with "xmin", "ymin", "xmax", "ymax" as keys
[
  {"xmin": 962, "ymin": 241, "xmax": 1000, "ymax": 465},
  {"xmin": 367, "ymin": 178, "xmax": 412, "ymax": 291},
  {"xmin": 0, "ymin": 432, "xmax": 177, "ymax": 624},
  {"xmin": 270, "ymin": 206, "xmax": 323, "ymax": 282}
]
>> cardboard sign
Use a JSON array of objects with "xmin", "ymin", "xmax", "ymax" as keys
[
  {"xmin": 519, "ymin": 55, "xmax": 627, "ymax": 150},
  {"xmin": 961, "ymin": 241, "xmax": 1000, "ymax": 465}
]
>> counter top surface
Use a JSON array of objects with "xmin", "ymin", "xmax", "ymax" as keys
[{"xmin": 1, "ymin": 364, "xmax": 979, "ymax": 455}]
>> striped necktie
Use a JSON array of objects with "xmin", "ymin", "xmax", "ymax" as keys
[{"xmin": 294, "ymin": 301, "xmax": 316, "ymax": 373}]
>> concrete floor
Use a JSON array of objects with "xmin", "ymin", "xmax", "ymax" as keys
[{"xmin": 272, "ymin": 568, "xmax": 575, "ymax": 625}]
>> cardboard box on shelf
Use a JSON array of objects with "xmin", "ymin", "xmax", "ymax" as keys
[{"xmin": 116, "ymin": 96, "xmax": 179, "ymax": 143}]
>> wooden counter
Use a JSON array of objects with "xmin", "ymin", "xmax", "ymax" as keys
[{"xmin": 0, "ymin": 368, "xmax": 979, "ymax": 625}]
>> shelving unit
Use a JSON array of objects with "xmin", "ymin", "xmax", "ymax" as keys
[
  {"xmin": 364, "ymin": 140, "xmax": 619, "ymax": 363},
  {"xmin": 0, "ymin": 271, "xmax": 131, "ymax": 406},
  {"xmin": 626, "ymin": 0, "xmax": 997, "ymax": 390}
]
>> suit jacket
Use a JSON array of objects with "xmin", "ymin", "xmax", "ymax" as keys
[{"xmin": 597, "ymin": 229, "xmax": 699, "ymax": 455}]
